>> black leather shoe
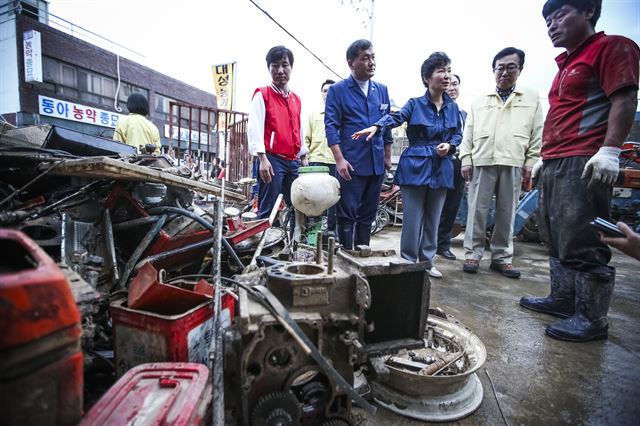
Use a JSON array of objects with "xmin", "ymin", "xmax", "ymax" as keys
[
  {"xmin": 437, "ymin": 249, "xmax": 456, "ymax": 260},
  {"xmin": 490, "ymin": 262, "xmax": 521, "ymax": 279}
]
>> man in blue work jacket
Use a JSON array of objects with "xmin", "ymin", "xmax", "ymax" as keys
[{"xmin": 324, "ymin": 39, "xmax": 393, "ymax": 249}]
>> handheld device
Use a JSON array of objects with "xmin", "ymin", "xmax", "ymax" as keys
[{"xmin": 589, "ymin": 217, "xmax": 625, "ymax": 238}]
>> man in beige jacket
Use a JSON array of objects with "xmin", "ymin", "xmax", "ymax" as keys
[{"xmin": 459, "ymin": 47, "xmax": 543, "ymax": 278}]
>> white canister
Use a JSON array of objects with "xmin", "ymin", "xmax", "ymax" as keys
[{"xmin": 290, "ymin": 166, "xmax": 340, "ymax": 217}]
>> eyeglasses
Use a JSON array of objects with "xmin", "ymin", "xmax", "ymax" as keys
[{"xmin": 494, "ymin": 64, "xmax": 520, "ymax": 73}]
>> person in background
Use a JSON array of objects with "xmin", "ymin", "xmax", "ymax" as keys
[
  {"xmin": 113, "ymin": 93, "xmax": 161, "ymax": 153},
  {"xmin": 247, "ymin": 45, "xmax": 306, "ymax": 219},
  {"xmin": 217, "ymin": 160, "xmax": 226, "ymax": 180},
  {"xmin": 459, "ymin": 47, "xmax": 543, "ymax": 278},
  {"xmin": 211, "ymin": 156, "xmax": 221, "ymax": 180},
  {"xmin": 520, "ymin": 0, "xmax": 639, "ymax": 342},
  {"xmin": 352, "ymin": 52, "xmax": 462, "ymax": 279},
  {"xmin": 600, "ymin": 222, "xmax": 640, "ymax": 262},
  {"xmin": 437, "ymin": 73, "xmax": 467, "ymax": 261},
  {"xmin": 324, "ymin": 39, "xmax": 393, "ymax": 249},
  {"xmin": 305, "ymin": 79, "xmax": 337, "ymax": 237}
]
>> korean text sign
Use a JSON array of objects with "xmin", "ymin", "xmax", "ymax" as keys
[{"xmin": 38, "ymin": 95, "xmax": 125, "ymax": 128}]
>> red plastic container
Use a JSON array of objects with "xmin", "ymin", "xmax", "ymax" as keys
[
  {"xmin": 111, "ymin": 298, "xmax": 215, "ymax": 376},
  {"xmin": 0, "ymin": 229, "xmax": 83, "ymax": 426},
  {"xmin": 80, "ymin": 362, "xmax": 211, "ymax": 426}
]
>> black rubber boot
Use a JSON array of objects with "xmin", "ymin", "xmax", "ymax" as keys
[
  {"xmin": 337, "ymin": 221, "xmax": 354, "ymax": 250},
  {"xmin": 545, "ymin": 266, "xmax": 615, "ymax": 342},
  {"xmin": 520, "ymin": 257, "xmax": 575, "ymax": 318},
  {"xmin": 354, "ymin": 223, "xmax": 372, "ymax": 248}
]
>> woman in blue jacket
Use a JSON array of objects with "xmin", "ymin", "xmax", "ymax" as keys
[{"xmin": 352, "ymin": 51, "xmax": 462, "ymax": 278}]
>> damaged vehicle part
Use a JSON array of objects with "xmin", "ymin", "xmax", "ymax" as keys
[
  {"xmin": 369, "ymin": 315, "xmax": 486, "ymax": 422},
  {"xmin": 224, "ymin": 244, "xmax": 431, "ymax": 425}
]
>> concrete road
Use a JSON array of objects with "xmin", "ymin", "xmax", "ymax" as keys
[{"xmin": 357, "ymin": 227, "xmax": 640, "ymax": 425}]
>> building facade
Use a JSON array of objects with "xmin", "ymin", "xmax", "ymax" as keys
[{"xmin": 0, "ymin": 0, "xmax": 219, "ymax": 158}]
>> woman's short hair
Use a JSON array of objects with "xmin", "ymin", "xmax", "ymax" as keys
[
  {"xmin": 127, "ymin": 92, "xmax": 149, "ymax": 116},
  {"xmin": 421, "ymin": 52, "xmax": 451, "ymax": 88}
]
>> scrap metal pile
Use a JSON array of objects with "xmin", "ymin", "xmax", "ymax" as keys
[{"xmin": 0, "ymin": 125, "xmax": 486, "ymax": 425}]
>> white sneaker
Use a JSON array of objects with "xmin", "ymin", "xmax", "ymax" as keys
[{"xmin": 429, "ymin": 266, "xmax": 443, "ymax": 279}]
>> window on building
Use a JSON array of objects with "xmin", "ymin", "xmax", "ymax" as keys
[
  {"xmin": 61, "ymin": 64, "xmax": 76, "ymax": 87},
  {"xmin": 43, "ymin": 56, "xmax": 59, "ymax": 83},
  {"xmin": 19, "ymin": 1, "xmax": 39, "ymax": 19},
  {"xmin": 40, "ymin": 55, "xmax": 148, "ymax": 112}
]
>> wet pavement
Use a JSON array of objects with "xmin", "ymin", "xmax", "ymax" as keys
[{"xmin": 357, "ymin": 226, "xmax": 640, "ymax": 425}]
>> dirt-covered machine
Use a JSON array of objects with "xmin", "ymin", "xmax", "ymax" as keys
[{"xmin": 224, "ymin": 242, "xmax": 431, "ymax": 425}]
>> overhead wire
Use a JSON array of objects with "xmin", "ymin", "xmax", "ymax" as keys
[{"xmin": 248, "ymin": 0, "xmax": 344, "ymax": 80}]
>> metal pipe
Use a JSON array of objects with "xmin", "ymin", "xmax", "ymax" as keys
[
  {"xmin": 177, "ymin": 105, "xmax": 182, "ymax": 165},
  {"xmin": 133, "ymin": 237, "xmax": 214, "ymax": 272},
  {"xmin": 188, "ymin": 106, "xmax": 193, "ymax": 162},
  {"xmin": 316, "ymin": 231, "xmax": 323, "ymax": 265},
  {"xmin": 327, "ymin": 237, "xmax": 335, "ymax": 275},
  {"xmin": 169, "ymin": 101, "xmax": 174, "ymax": 157},
  {"xmin": 102, "ymin": 209, "xmax": 119, "ymax": 282},
  {"xmin": 206, "ymin": 109, "xmax": 211, "ymax": 179},
  {"xmin": 212, "ymin": 197, "xmax": 223, "ymax": 287},
  {"xmin": 112, "ymin": 215, "xmax": 160, "ymax": 231},
  {"xmin": 197, "ymin": 107, "xmax": 202, "ymax": 156},
  {"xmin": 146, "ymin": 206, "xmax": 244, "ymax": 270},
  {"xmin": 211, "ymin": 197, "xmax": 225, "ymax": 425},
  {"xmin": 116, "ymin": 214, "xmax": 167, "ymax": 290}
]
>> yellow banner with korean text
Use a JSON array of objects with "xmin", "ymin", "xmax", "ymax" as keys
[{"xmin": 212, "ymin": 62, "xmax": 235, "ymax": 128}]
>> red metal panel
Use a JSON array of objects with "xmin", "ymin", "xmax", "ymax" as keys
[
  {"xmin": 80, "ymin": 363, "xmax": 212, "ymax": 426},
  {"xmin": 110, "ymin": 298, "xmax": 214, "ymax": 376},
  {"xmin": 224, "ymin": 218, "xmax": 270, "ymax": 245},
  {"xmin": 128, "ymin": 262, "xmax": 211, "ymax": 314}
]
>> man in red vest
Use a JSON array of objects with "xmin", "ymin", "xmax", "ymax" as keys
[{"xmin": 248, "ymin": 45, "xmax": 307, "ymax": 219}]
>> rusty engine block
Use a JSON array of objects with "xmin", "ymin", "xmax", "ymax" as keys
[{"xmin": 224, "ymin": 246, "xmax": 430, "ymax": 425}]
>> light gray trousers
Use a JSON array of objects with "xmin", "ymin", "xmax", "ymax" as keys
[
  {"xmin": 463, "ymin": 165, "xmax": 522, "ymax": 263},
  {"xmin": 400, "ymin": 185, "xmax": 447, "ymax": 267}
]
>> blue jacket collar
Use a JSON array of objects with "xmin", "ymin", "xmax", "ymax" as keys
[
  {"xmin": 347, "ymin": 75, "xmax": 374, "ymax": 97},
  {"xmin": 419, "ymin": 90, "xmax": 455, "ymax": 108}
]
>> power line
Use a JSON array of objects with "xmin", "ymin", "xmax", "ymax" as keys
[{"xmin": 248, "ymin": 0, "xmax": 344, "ymax": 80}]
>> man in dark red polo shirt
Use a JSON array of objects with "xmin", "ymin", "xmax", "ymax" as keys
[{"xmin": 520, "ymin": 0, "xmax": 639, "ymax": 342}]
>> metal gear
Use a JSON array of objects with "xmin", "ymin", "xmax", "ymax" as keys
[
  {"xmin": 251, "ymin": 390, "xmax": 301, "ymax": 426},
  {"xmin": 266, "ymin": 408, "xmax": 292, "ymax": 425},
  {"xmin": 320, "ymin": 418, "xmax": 351, "ymax": 426}
]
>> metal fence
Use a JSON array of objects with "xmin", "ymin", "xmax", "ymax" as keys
[{"xmin": 168, "ymin": 101, "xmax": 250, "ymax": 183}]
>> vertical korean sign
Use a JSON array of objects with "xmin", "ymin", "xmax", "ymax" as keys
[
  {"xmin": 212, "ymin": 62, "xmax": 235, "ymax": 161},
  {"xmin": 23, "ymin": 30, "xmax": 43, "ymax": 83},
  {"xmin": 212, "ymin": 62, "xmax": 235, "ymax": 126}
]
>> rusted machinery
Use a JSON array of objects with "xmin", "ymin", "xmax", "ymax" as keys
[{"xmin": 223, "ymin": 242, "xmax": 430, "ymax": 425}]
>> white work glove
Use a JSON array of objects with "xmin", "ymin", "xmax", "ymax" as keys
[
  {"xmin": 581, "ymin": 146, "xmax": 620, "ymax": 188},
  {"xmin": 531, "ymin": 158, "xmax": 543, "ymax": 180}
]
